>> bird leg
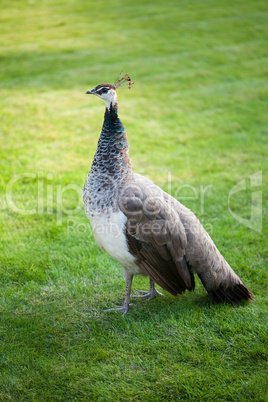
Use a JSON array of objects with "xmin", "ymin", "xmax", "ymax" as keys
[
  {"xmin": 102, "ymin": 273, "xmax": 133, "ymax": 314},
  {"xmin": 133, "ymin": 278, "xmax": 164, "ymax": 300}
]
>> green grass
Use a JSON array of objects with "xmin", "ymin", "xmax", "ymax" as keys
[{"xmin": 0, "ymin": 0, "xmax": 267, "ymax": 400}]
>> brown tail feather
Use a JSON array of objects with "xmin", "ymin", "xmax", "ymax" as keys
[{"xmin": 206, "ymin": 282, "xmax": 254, "ymax": 306}]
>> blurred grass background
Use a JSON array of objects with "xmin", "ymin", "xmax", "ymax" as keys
[{"xmin": 0, "ymin": 0, "xmax": 267, "ymax": 400}]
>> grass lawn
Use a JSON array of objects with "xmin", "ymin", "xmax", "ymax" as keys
[{"xmin": 0, "ymin": 0, "xmax": 267, "ymax": 400}]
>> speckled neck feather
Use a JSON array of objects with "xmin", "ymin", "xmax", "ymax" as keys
[
  {"xmin": 91, "ymin": 104, "xmax": 131, "ymax": 175},
  {"xmin": 83, "ymin": 104, "xmax": 132, "ymax": 213}
]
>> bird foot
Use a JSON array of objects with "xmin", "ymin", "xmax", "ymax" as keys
[
  {"xmin": 102, "ymin": 303, "xmax": 133, "ymax": 315},
  {"xmin": 132, "ymin": 289, "xmax": 164, "ymax": 300}
]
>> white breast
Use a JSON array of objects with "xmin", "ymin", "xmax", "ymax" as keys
[{"xmin": 87, "ymin": 208, "xmax": 143, "ymax": 275}]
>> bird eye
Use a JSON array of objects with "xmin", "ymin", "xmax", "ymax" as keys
[{"xmin": 102, "ymin": 88, "xmax": 108, "ymax": 94}]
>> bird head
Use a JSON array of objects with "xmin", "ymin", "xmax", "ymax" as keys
[
  {"xmin": 86, "ymin": 84, "xmax": 117, "ymax": 109},
  {"xmin": 86, "ymin": 74, "xmax": 134, "ymax": 109}
]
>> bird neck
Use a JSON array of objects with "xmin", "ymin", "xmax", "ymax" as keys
[
  {"xmin": 90, "ymin": 104, "xmax": 132, "ymax": 177},
  {"xmin": 104, "ymin": 91, "xmax": 118, "ymax": 109}
]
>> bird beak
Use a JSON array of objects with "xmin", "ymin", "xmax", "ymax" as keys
[{"xmin": 85, "ymin": 89, "xmax": 96, "ymax": 95}]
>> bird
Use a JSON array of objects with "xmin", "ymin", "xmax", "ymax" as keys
[{"xmin": 82, "ymin": 73, "xmax": 254, "ymax": 314}]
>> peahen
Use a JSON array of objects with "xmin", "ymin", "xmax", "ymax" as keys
[{"xmin": 82, "ymin": 74, "xmax": 254, "ymax": 313}]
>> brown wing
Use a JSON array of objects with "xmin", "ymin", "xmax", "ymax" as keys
[{"xmin": 119, "ymin": 182, "xmax": 195, "ymax": 295}]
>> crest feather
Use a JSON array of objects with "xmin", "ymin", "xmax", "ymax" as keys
[{"xmin": 114, "ymin": 72, "xmax": 134, "ymax": 89}]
